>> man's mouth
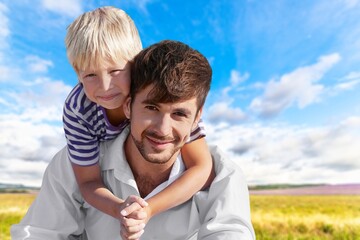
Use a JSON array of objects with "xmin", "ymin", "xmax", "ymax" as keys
[{"xmin": 146, "ymin": 135, "xmax": 175, "ymax": 148}]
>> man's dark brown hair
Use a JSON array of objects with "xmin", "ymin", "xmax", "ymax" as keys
[{"xmin": 130, "ymin": 40, "xmax": 212, "ymax": 111}]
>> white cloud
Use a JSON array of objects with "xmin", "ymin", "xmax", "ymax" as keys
[
  {"xmin": 121, "ymin": 0, "xmax": 155, "ymax": 14},
  {"xmin": 3, "ymin": 78, "xmax": 72, "ymax": 121},
  {"xmin": 0, "ymin": 66, "xmax": 20, "ymax": 82},
  {"xmin": 41, "ymin": 0, "xmax": 82, "ymax": 18},
  {"xmin": 250, "ymin": 53, "xmax": 341, "ymax": 118},
  {"xmin": 334, "ymin": 79, "xmax": 360, "ymax": 91},
  {"xmin": 343, "ymin": 0, "xmax": 359, "ymax": 8},
  {"xmin": 0, "ymin": 77, "xmax": 72, "ymax": 187},
  {"xmin": 25, "ymin": 55, "xmax": 53, "ymax": 73},
  {"xmin": 0, "ymin": 2, "xmax": 71, "ymax": 187},
  {"xmin": 230, "ymin": 70, "xmax": 249, "ymax": 86},
  {"xmin": 206, "ymin": 69, "xmax": 249, "ymax": 124},
  {"xmin": 206, "ymin": 102, "xmax": 247, "ymax": 124},
  {"xmin": 0, "ymin": 3, "xmax": 9, "ymax": 39},
  {"xmin": 205, "ymin": 115, "xmax": 360, "ymax": 185},
  {"xmin": 0, "ymin": 159, "xmax": 50, "ymax": 187},
  {"xmin": 8, "ymin": 111, "xmax": 359, "ymax": 187},
  {"xmin": 327, "ymin": 71, "xmax": 360, "ymax": 95},
  {"xmin": 342, "ymin": 71, "xmax": 360, "ymax": 81},
  {"xmin": 0, "ymin": 2, "xmax": 9, "ymax": 58},
  {"xmin": 341, "ymin": 116, "xmax": 360, "ymax": 127},
  {"xmin": 0, "ymin": 117, "xmax": 65, "ymax": 187}
]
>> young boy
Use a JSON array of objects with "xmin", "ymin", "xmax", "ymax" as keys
[{"xmin": 63, "ymin": 6, "xmax": 214, "ymax": 237}]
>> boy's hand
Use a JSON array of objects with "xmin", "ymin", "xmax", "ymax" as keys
[
  {"xmin": 120, "ymin": 195, "xmax": 148, "ymax": 217},
  {"xmin": 120, "ymin": 213, "xmax": 146, "ymax": 240},
  {"xmin": 119, "ymin": 195, "xmax": 148, "ymax": 240}
]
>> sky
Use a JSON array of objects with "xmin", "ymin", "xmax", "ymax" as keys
[{"xmin": 1, "ymin": 0, "xmax": 360, "ymax": 187}]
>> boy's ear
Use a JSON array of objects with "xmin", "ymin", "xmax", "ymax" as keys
[{"xmin": 123, "ymin": 97, "xmax": 131, "ymax": 119}]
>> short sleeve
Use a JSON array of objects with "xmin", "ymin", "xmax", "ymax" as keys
[
  {"xmin": 63, "ymin": 84, "xmax": 100, "ymax": 166},
  {"xmin": 188, "ymin": 118, "xmax": 206, "ymax": 143}
]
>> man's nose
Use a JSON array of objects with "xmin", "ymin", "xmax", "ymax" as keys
[{"xmin": 154, "ymin": 114, "xmax": 172, "ymax": 136}]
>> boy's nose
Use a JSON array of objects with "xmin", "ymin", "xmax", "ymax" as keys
[{"xmin": 100, "ymin": 75, "xmax": 112, "ymax": 91}]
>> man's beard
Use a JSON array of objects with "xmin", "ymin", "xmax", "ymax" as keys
[{"xmin": 130, "ymin": 130, "xmax": 182, "ymax": 164}]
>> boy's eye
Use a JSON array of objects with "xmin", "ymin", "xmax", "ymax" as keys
[
  {"xmin": 110, "ymin": 68, "xmax": 126, "ymax": 74},
  {"xmin": 84, "ymin": 73, "xmax": 96, "ymax": 79},
  {"xmin": 110, "ymin": 69, "xmax": 121, "ymax": 74}
]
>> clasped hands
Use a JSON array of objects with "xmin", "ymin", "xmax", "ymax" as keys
[{"xmin": 119, "ymin": 195, "xmax": 151, "ymax": 240}]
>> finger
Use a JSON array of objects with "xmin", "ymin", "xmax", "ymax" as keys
[
  {"xmin": 126, "ymin": 209, "xmax": 147, "ymax": 220},
  {"xmin": 121, "ymin": 216, "xmax": 145, "ymax": 228},
  {"xmin": 120, "ymin": 229, "xmax": 129, "ymax": 240},
  {"xmin": 126, "ymin": 223, "xmax": 145, "ymax": 234},
  {"xmin": 121, "ymin": 202, "xmax": 142, "ymax": 216},
  {"xmin": 128, "ymin": 195, "xmax": 148, "ymax": 207},
  {"xmin": 120, "ymin": 224, "xmax": 145, "ymax": 240},
  {"xmin": 127, "ymin": 229, "xmax": 144, "ymax": 240}
]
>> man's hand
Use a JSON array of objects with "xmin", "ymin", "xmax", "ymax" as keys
[
  {"xmin": 120, "ymin": 195, "xmax": 148, "ymax": 217},
  {"xmin": 119, "ymin": 195, "xmax": 148, "ymax": 240}
]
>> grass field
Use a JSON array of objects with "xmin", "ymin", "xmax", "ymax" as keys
[
  {"xmin": 250, "ymin": 195, "xmax": 360, "ymax": 239},
  {"xmin": 0, "ymin": 193, "xmax": 36, "ymax": 240},
  {"xmin": 1, "ymin": 193, "xmax": 360, "ymax": 239}
]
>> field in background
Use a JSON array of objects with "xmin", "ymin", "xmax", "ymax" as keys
[
  {"xmin": 0, "ymin": 193, "xmax": 36, "ymax": 240},
  {"xmin": 251, "ymin": 195, "xmax": 360, "ymax": 239},
  {"xmin": 1, "ymin": 193, "xmax": 360, "ymax": 240}
]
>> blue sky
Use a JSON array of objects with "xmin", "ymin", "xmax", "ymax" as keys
[{"xmin": 1, "ymin": 0, "xmax": 360, "ymax": 187}]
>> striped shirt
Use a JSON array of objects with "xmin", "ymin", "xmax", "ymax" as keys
[{"xmin": 63, "ymin": 83, "xmax": 206, "ymax": 166}]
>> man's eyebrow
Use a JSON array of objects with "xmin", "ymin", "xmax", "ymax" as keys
[
  {"xmin": 141, "ymin": 99, "xmax": 192, "ymax": 114},
  {"xmin": 141, "ymin": 99, "xmax": 158, "ymax": 105}
]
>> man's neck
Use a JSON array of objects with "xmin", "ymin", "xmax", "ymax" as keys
[
  {"xmin": 132, "ymin": 170, "xmax": 170, "ymax": 198},
  {"xmin": 124, "ymin": 134, "xmax": 177, "ymax": 198}
]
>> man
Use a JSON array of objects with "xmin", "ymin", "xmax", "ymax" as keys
[{"xmin": 11, "ymin": 40, "xmax": 255, "ymax": 239}]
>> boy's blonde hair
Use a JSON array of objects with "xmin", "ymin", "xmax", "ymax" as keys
[{"xmin": 65, "ymin": 6, "xmax": 142, "ymax": 73}]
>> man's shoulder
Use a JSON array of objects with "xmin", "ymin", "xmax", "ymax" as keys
[
  {"xmin": 98, "ymin": 126, "xmax": 130, "ymax": 169},
  {"xmin": 209, "ymin": 145, "xmax": 240, "ymax": 169},
  {"xmin": 209, "ymin": 145, "xmax": 246, "ymax": 180}
]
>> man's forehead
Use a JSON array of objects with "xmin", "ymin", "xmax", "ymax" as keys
[{"xmin": 137, "ymin": 85, "xmax": 198, "ymax": 111}]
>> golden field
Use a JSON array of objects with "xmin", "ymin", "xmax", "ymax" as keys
[
  {"xmin": 1, "ymin": 193, "xmax": 360, "ymax": 240},
  {"xmin": 251, "ymin": 195, "xmax": 360, "ymax": 239}
]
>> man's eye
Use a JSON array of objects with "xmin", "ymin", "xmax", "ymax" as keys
[
  {"xmin": 174, "ymin": 112, "xmax": 187, "ymax": 118},
  {"xmin": 145, "ymin": 105, "xmax": 157, "ymax": 111}
]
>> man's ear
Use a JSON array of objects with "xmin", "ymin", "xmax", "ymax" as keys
[
  {"xmin": 192, "ymin": 107, "xmax": 203, "ymax": 129},
  {"xmin": 123, "ymin": 97, "xmax": 131, "ymax": 119}
]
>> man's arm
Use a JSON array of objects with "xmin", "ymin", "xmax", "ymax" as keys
[
  {"xmin": 11, "ymin": 147, "xmax": 87, "ymax": 240},
  {"xmin": 195, "ymin": 145, "xmax": 256, "ymax": 240}
]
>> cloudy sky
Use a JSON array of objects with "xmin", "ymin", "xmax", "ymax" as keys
[{"xmin": 1, "ymin": 0, "xmax": 360, "ymax": 187}]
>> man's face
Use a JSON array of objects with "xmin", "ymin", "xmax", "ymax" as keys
[{"xmin": 125, "ymin": 85, "xmax": 201, "ymax": 165}]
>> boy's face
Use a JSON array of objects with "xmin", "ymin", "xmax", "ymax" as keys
[
  {"xmin": 78, "ymin": 59, "xmax": 130, "ymax": 110},
  {"xmin": 124, "ymin": 84, "xmax": 202, "ymax": 165}
]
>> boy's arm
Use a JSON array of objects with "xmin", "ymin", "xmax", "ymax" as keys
[
  {"xmin": 72, "ymin": 163, "xmax": 147, "ymax": 220},
  {"xmin": 146, "ymin": 137, "xmax": 215, "ymax": 219},
  {"xmin": 64, "ymin": 86, "xmax": 147, "ymax": 221}
]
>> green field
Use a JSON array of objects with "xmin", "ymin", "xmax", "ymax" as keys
[{"xmin": 1, "ymin": 193, "xmax": 360, "ymax": 239}]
